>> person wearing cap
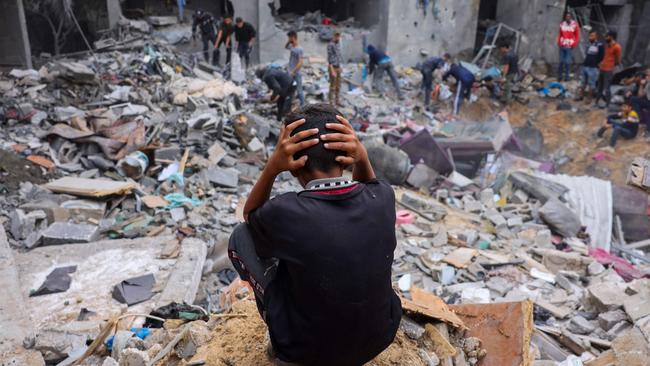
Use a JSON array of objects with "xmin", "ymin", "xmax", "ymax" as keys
[
  {"xmin": 417, "ymin": 54, "xmax": 449, "ymax": 108},
  {"xmin": 556, "ymin": 12, "xmax": 580, "ymax": 81},
  {"xmin": 235, "ymin": 17, "xmax": 257, "ymax": 70},
  {"xmin": 595, "ymin": 30, "xmax": 622, "ymax": 108},
  {"xmin": 192, "ymin": 10, "xmax": 218, "ymax": 65}
]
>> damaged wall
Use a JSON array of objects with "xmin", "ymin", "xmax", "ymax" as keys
[
  {"xmin": 0, "ymin": 0, "xmax": 32, "ymax": 69},
  {"xmin": 385, "ymin": 0, "xmax": 480, "ymax": 66},
  {"xmin": 496, "ymin": 0, "xmax": 567, "ymax": 65}
]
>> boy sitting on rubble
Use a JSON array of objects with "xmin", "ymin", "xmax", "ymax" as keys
[
  {"xmin": 228, "ymin": 103, "xmax": 402, "ymax": 365},
  {"xmin": 596, "ymin": 99, "xmax": 640, "ymax": 149}
]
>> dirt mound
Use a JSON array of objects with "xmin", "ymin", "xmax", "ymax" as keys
[
  {"xmin": 0, "ymin": 149, "xmax": 47, "ymax": 191},
  {"xmin": 192, "ymin": 300, "xmax": 425, "ymax": 366}
]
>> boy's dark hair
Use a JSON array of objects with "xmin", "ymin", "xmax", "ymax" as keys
[
  {"xmin": 236, "ymin": 17, "xmax": 243, "ymax": 23},
  {"xmin": 284, "ymin": 103, "xmax": 345, "ymax": 172},
  {"xmin": 498, "ymin": 41, "xmax": 511, "ymax": 49},
  {"xmin": 607, "ymin": 30, "xmax": 617, "ymax": 39},
  {"xmin": 287, "ymin": 30, "xmax": 298, "ymax": 38},
  {"xmin": 623, "ymin": 99, "xmax": 633, "ymax": 107}
]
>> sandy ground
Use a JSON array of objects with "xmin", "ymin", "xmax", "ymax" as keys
[
  {"xmin": 191, "ymin": 300, "xmax": 426, "ymax": 366},
  {"xmin": 460, "ymin": 96, "xmax": 650, "ymax": 186}
]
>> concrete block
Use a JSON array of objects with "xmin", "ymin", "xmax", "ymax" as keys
[
  {"xmin": 10, "ymin": 209, "xmax": 47, "ymax": 240},
  {"xmin": 435, "ymin": 189, "xmax": 448, "ymax": 201},
  {"xmin": 463, "ymin": 198, "xmax": 483, "ymax": 214},
  {"xmin": 154, "ymin": 147, "xmax": 182, "ymax": 161},
  {"xmin": 118, "ymin": 348, "xmax": 149, "ymax": 366},
  {"xmin": 606, "ymin": 321, "xmax": 632, "ymax": 340},
  {"xmin": 611, "ymin": 327, "xmax": 650, "ymax": 366},
  {"xmin": 102, "ymin": 357, "xmax": 119, "ymax": 366},
  {"xmin": 507, "ymin": 216, "xmax": 524, "ymax": 227},
  {"xmin": 486, "ymin": 276, "xmax": 513, "ymax": 297},
  {"xmin": 407, "ymin": 163, "xmax": 438, "ymax": 189},
  {"xmin": 479, "ymin": 188, "xmax": 495, "ymax": 207},
  {"xmin": 567, "ymin": 315, "xmax": 596, "ymax": 335},
  {"xmin": 41, "ymin": 222, "xmax": 99, "ymax": 245},
  {"xmin": 206, "ymin": 167, "xmax": 240, "ymax": 188},
  {"xmin": 400, "ymin": 317, "xmax": 426, "ymax": 340},
  {"xmin": 624, "ymin": 293, "xmax": 650, "ymax": 321},
  {"xmin": 534, "ymin": 229, "xmax": 552, "ymax": 248},
  {"xmin": 511, "ymin": 189, "xmax": 529, "ymax": 204},
  {"xmin": 586, "ymin": 282, "xmax": 627, "ymax": 312},
  {"xmin": 486, "ymin": 211, "xmax": 506, "ymax": 226},
  {"xmin": 170, "ymin": 207, "xmax": 186, "ymax": 222},
  {"xmin": 598, "ymin": 309, "xmax": 629, "ymax": 331}
]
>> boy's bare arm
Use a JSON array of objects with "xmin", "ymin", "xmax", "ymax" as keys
[
  {"xmin": 243, "ymin": 119, "xmax": 319, "ymax": 221},
  {"xmin": 321, "ymin": 115, "xmax": 376, "ymax": 182}
]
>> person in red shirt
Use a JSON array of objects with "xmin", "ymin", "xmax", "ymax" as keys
[
  {"xmin": 595, "ymin": 30, "xmax": 622, "ymax": 108},
  {"xmin": 557, "ymin": 12, "xmax": 580, "ymax": 81}
]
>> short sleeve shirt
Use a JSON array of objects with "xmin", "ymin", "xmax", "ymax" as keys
[{"xmin": 288, "ymin": 46, "xmax": 303, "ymax": 73}]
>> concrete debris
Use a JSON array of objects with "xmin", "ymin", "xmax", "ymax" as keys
[{"xmin": 0, "ymin": 6, "xmax": 648, "ymax": 366}]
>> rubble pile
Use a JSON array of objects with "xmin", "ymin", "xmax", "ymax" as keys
[{"xmin": 1, "ymin": 16, "xmax": 649, "ymax": 366}]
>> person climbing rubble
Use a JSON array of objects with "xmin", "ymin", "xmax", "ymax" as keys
[
  {"xmin": 327, "ymin": 32, "xmax": 343, "ymax": 106},
  {"xmin": 366, "ymin": 44, "xmax": 404, "ymax": 100},
  {"xmin": 577, "ymin": 30, "xmax": 604, "ymax": 102},
  {"xmin": 256, "ymin": 66, "xmax": 297, "ymax": 121},
  {"xmin": 443, "ymin": 60, "xmax": 475, "ymax": 115},
  {"xmin": 498, "ymin": 41, "xmax": 519, "ymax": 104},
  {"xmin": 234, "ymin": 17, "xmax": 257, "ymax": 70},
  {"xmin": 228, "ymin": 103, "xmax": 401, "ymax": 365},
  {"xmin": 416, "ymin": 53, "xmax": 449, "ymax": 109},
  {"xmin": 213, "ymin": 14, "xmax": 235, "ymax": 69},
  {"xmin": 192, "ymin": 9, "xmax": 218, "ymax": 65},
  {"xmin": 596, "ymin": 99, "xmax": 640, "ymax": 149},
  {"xmin": 556, "ymin": 12, "xmax": 580, "ymax": 82},
  {"xmin": 285, "ymin": 30, "xmax": 305, "ymax": 107}
]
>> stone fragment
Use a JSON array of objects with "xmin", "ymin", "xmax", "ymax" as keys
[
  {"xmin": 33, "ymin": 329, "xmax": 86, "ymax": 363},
  {"xmin": 10, "ymin": 209, "xmax": 47, "ymax": 241},
  {"xmin": 479, "ymin": 188, "xmax": 494, "ymax": 207},
  {"xmin": 400, "ymin": 317, "xmax": 425, "ymax": 340},
  {"xmin": 407, "ymin": 163, "xmax": 438, "ymax": 189},
  {"xmin": 41, "ymin": 222, "xmax": 99, "ymax": 245},
  {"xmin": 486, "ymin": 276, "xmax": 513, "ymax": 297},
  {"xmin": 587, "ymin": 261, "xmax": 606, "ymax": 276},
  {"xmin": 511, "ymin": 189, "xmax": 529, "ymax": 204},
  {"xmin": 118, "ymin": 348, "xmax": 149, "ymax": 366},
  {"xmin": 611, "ymin": 328, "xmax": 650, "ymax": 366},
  {"xmin": 102, "ymin": 357, "xmax": 119, "ymax": 366},
  {"xmin": 623, "ymin": 293, "xmax": 650, "ymax": 321},
  {"xmin": 206, "ymin": 167, "xmax": 240, "ymax": 188},
  {"xmin": 169, "ymin": 207, "xmax": 186, "ymax": 222},
  {"xmin": 585, "ymin": 282, "xmax": 627, "ymax": 312},
  {"xmin": 567, "ymin": 315, "xmax": 595, "ymax": 335},
  {"xmin": 535, "ymin": 229, "xmax": 553, "ymax": 248},
  {"xmin": 507, "ymin": 216, "xmax": 523, "ymax": 227},
  {"xmin": 607, "ymin": 321, "xmax": 632, "ymax": 340},
  {"xmin": 598, "ymin": 309, "xmax": 629, "ymax": 331}
]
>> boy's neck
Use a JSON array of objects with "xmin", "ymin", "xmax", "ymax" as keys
[{"xmin": 297, "ymin": 167, "xmax": 344, "ymax": 187}]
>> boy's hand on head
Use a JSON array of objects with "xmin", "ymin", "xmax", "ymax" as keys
[
  {"xmin": 321, "ymin": 115, "xmax": 368, "ymax": 166},
  {"xmin": 267, "ymin": 119, "xmax": 319, "ymax": 175}
]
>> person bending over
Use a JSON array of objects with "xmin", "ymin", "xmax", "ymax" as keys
[{"xmin": 228, "ymin": 103, "xmax": 402, "ymax": 365}]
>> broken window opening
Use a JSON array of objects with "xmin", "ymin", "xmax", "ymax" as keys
[{"xmin": 273, "ymin": 0, "xmax": 380, "ymax": 29}]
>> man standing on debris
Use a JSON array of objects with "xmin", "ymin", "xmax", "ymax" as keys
[
  {"xmin": 366, "ymin": 44, "xmax": 405, "ymax": 100},
  {"xmin": 578, "ymin": 31, "xmax": 604, "ymax": 102},
  {"xmin": 286, "ymin": 31, "xmax": 305, "ymax": 107},
  {"xmin": 213, "ymin": 15, "xmax": 235, "ymax": 68},
  {"xmin": 595, "ymin": 30, "xmax": 622, "ymax": 109},
  {"xmin": 192, "ymin": 10, "xmax": 218, "ymax": 65},
  {"xmin": 596, "ymin": 100, "xmax": 639, "ymax": 149},
  {"xmin": 327, "ymin": 32, "xmax": 344, "ymax": 106},
  {"xmin": 443, "ymin": 60, "xmax": 475, "ymax": 115},
  {"xmin": 256, "ymin": 66, "xmax": 297, "ymax": 121},
  {"xmin": 228, "ymin": 103, "xmax": 401, "ymax": 365},
  {"xmin": 235, "ymin": 17, "xmax": 257, "ymax": 70},
  {"xmin": 417, "ymin": 54, "xmax": 449, "ymax": 109},
  {"xmin": 499, "ymin": 42, "xmax": 518, "ymax": 104},
  {"xmin": 556, "ymin": 12, "xmax": 580, "ymax": 82}
]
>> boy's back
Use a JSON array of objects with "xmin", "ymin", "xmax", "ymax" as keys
[{"xmin": 248, "ymin": 179, "xmax": 401, "ymax": 365}]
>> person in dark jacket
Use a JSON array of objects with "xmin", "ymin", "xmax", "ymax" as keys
[
  {"xmin": 366, "ymin": 44, "xmax": 404, "ymax": 100},
  {"xmin": 214, "ymin": 15, "xmax": 235, "ymax": 68},
  {"xmin": 596, "ymin": 100, "xmax": 640, "ymax": 148},
  {"xmin": 578, "ymin": 31, "xmax": 604, "ymax": 101},
  {"xmin": 192, "ymin": 10, "xmax": 218, "ymax": 65},
  {"xmin": 416, "ymin": 54, "xmax": 449, "ymax": 108},
  {"xmin": 256, "ymin": 66, "xmax": 297, "ymax": 121},
  {"xmin": 443, "ymin": 62, "xmax": 476, "ymax": 115},
  {"xmin": 235, "ymin": 17, "xmax": 257, "ymax": 70}
]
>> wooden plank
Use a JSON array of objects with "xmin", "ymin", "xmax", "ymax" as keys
[
  {"xmin": 401, "ymin": 287, "xmax": 466, "ymax": 329},
  {"xmin": 449, "ymin": 301, "xmax": 534, "ymax": 366},
  {"xmin": 45, "ymin": 177, "xmax": 136, "ymax": 197},
  {"xmin": 425, "ymin": 323, "xmax": 457, "ymax": 358}
]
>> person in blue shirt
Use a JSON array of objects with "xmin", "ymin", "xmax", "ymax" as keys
[
  {"xmin": 416, "ymin": 54, "xmax": 450, "ymax": 108},
  {"xmin": 443, "ymin": 62, "xmax": 476, "ymax": 115},
  {"xmin": 366, "ymin": 44, "xmax": 404, "ymax": 100}
]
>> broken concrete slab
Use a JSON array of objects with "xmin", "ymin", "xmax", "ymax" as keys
[
  {"xmin": 598, "ymin": 309, "xmax": 629, "ymax": 331},
  {"xmin": 585, "ymin": 282, "xmax": 628, "ymax": 312},
  {"xmin": 206, "ymin": 167, "xmax": 240, "ymax": 188},
  {"xmin": 41, "ymin": 222, "xmax": 99, "ymax": 245},
  {"xmin": 611, "ymin": 327, "xmax": 650, "ymax": 366},
  {"xmin": 45, "ymin": 177, "xmax": 136, "ymax": 198},
  {"xmin": 623, "ymin": 293, "xmax": 650, "ymax": 321}
]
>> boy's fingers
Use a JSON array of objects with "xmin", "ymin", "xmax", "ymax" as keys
[
  {"xmin": 324, "ymin": 122, "xmax": 352, "ymax": 134},
  {"xmin": 288, "ymin": 138, "xmax": 319, "ymax": 154},
  {"xmin": 336, "ymin": 156, "xmax": 355, "ymax": 165},
  {"xmin": 289, "ymin": 156, "xmax": 308, "ymax": 170},
  {"xmin": 324, "ymin": 141, "xmax": 354, "ymax": 152},
  {"xmin": 285, "ymin": 119, "xmax": 306, "ymax": 135},
  {"xmin": 289, "ymin": 128, "xmax": 319, "ymax": 143},
  {"xmin": 321, "ymin": 133, "xmax": 353, "ymax": 142},
  {"xmin": 336, "ymin": 115, "xmax": 354, "ymax": 129}
]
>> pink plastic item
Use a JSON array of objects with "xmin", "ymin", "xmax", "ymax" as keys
[
  {"xmin": 589, "ymin": 248, "xmax": 648, "ymax": 281},
  {"xmin": 396, "ymin": 210, "xmax": 416, "ymax": 226}
]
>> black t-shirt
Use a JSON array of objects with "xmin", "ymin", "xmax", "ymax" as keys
[
  {"xmin": 235, "ymin": 22, "xmax": 257, "ymax": 44},
  {"xmin": 248, "ymin": 180, "xmax": 402, "ymax": 366},
  {"xmin": 219, "ymin": 22, "xmax": 235, "ymax": 40},
  {"xmin": 504, "ymin": 50, "xmax": 519, "ymax": 76}
]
